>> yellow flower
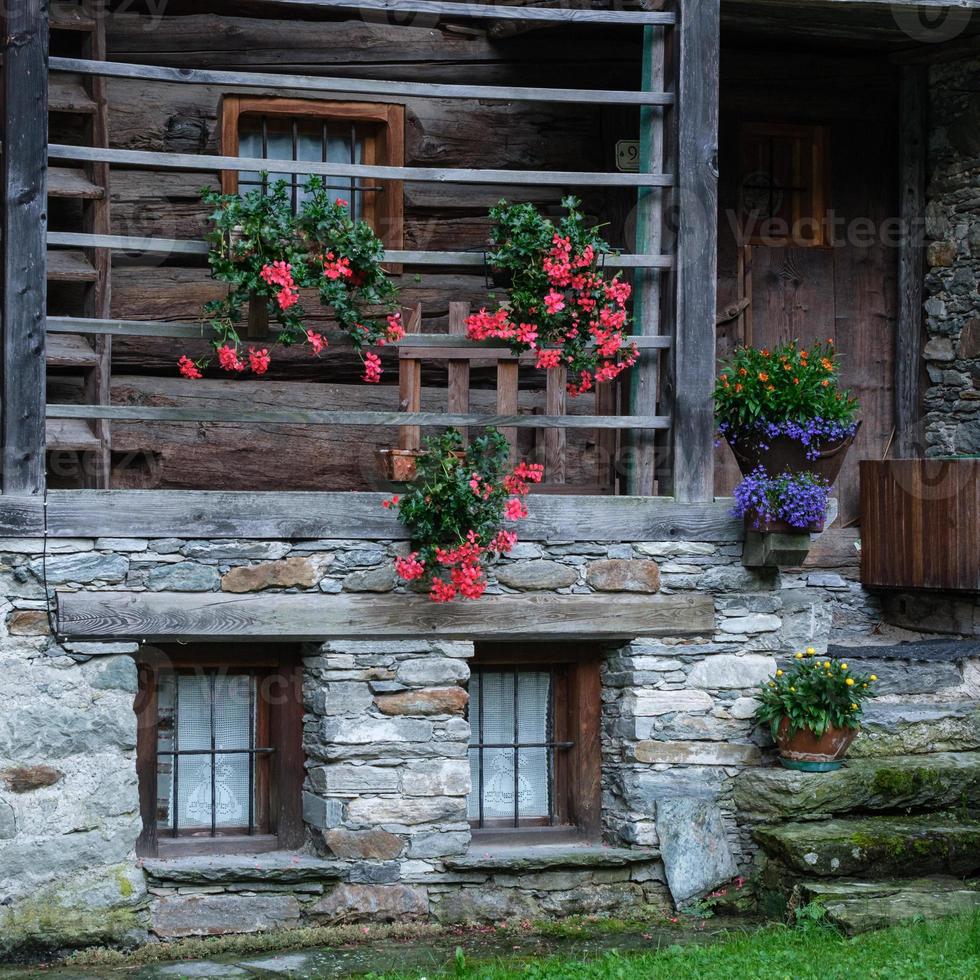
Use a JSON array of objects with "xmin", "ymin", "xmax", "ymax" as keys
[
  {"xmin": 790, "ymin": 686, "xmax": 796, "ymax": 693},
  {"xmin": 776, "ymin": 669, "xmax": 784, "ymax": 677},
  {"xmin": 846, "ymin": 677, "xmax": 855, "ymax": 686},
  {"xmin": 823, "ymin": 661, "xmax": 831, "ymax": 669},
  {"xmin": 840, "ymin": 664, "xmax": 848, "ymax": 671},
  {"xmin": 862, "ymin": 683, "xmax": 868, "ymax": 689},
  {"xmin": 806, "ymin": 647, "xmax": 816, "ymax": 655},
  {"xmin": 795, "ymin": 652, "xmax": 804, "ymax": 659},
  {"xmin": 870, "ymin": 675, "xmax": 878, "ymax": 681},
  {"xmin": 851, "ymin": 703, "xmax": 858, "ymax": 710},
  {"xmin": 769, "ymin": 682, "xmax": 776, "ymax": 688}
]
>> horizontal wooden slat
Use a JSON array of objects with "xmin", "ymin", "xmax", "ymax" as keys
[
  {"xmin": 49, "ymin": 5, "xmax": 97, "ymax": 31},
  {"xmin": 46, "ymin": 316, "xmax": 672, "ymax": 349},
  {"xmin": 45, "ymin": 232, "xmax": 673, "ymax": 269},
  {"xmin": 272, "ymin": 1, "xmax": 676, "ymax": 26},
  {"xmin": 49, "ymin": 143, "xmax": 674, "ymax": 188},
  {"xmin": 0, "ymin": 491, "xmax": 743, "ymax": 542},
  {"xmin": 47, "ymin": 167, "xmax": 105, "ymax": 200},
  {"xmin": 47, "ymin": 403, "xmax": 672, "ymax": 429},
  {"xmin": 54, "ymin": 591, "xmax": 712, "ymax": 642},
  {"xmin": 51, "ymin": 56, "xmax": 674, "ymax": 107},
  {"xmin": 46, "ymin": 418, "xmax": 101, "ymax": 451},
  {"xmin": 46, "ymin": 333, "xmax": 100, "ymax": 368},
  {"xmin": 48, "ymin": 76, "xmax": 96, "ymax": 113},
  {"xmin": 47, "ymin": 250, "xmax": 97, "ymax": 282}
]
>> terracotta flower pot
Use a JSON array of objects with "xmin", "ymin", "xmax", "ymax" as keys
[
  {"xmin": 728, "ymin": 422, "xmax": 860, "ymax": 482},
  {"xmin": 775, "ymin": 717, "xmax": 858, "ymax": 772},
  {"xmin": 744, "ymin": 514, "xmax": 824, "ymax": 535}
]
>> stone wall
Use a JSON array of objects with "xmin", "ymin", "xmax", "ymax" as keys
[
  {"xmin": 922, "ymin": 53, "xmax": 980, "ymax": 456},
  {"xmin": 1, "ymin": 530, "xmax": 979, "ymax": 953}
]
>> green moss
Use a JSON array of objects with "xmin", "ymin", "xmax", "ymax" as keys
[{"xmin": 869, "ymin": 766, "xmax": 945, "ymax": 800}]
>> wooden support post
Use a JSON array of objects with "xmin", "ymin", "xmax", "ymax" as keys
[
  {"xmin": 628, "ymin": 22, "xmax": 667, "ymax": 496},
  {"xmin": 670, "ymin": 0, "xmax": 719, "ymax": 503},
  {"xmin": 545, "ymin": 365, "xmax": 567, "ymax": 484},
  {"xmin": 496, "ymin": 360, "xmax": 519, "ymax": 464},
  {"xmin": 1, "ymin": 0, "xmax": 49, "ymax": 495},
  {"xmin": 896, "ymin": 65, "xmax": 928, "ymax": 460},
  {"xmin": 447, "ymin": 302, "xmax": 470, "ymax": 444},
  {"xmin": 397, "ymin": 303, "xmax": 422, "ymax": 451}
]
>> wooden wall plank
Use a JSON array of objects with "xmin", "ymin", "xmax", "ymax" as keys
[
  {"xmin": 670, "ymin": 0, "xmax": 719, "ymax": 503},
  {"xmin": 55, "ymin": 591, "xmax": 714, "ymax": 642},
  {"xmin": 895, "ymin": 64, "xmax": 927, "ymax": 459},
  {"xmin": 0, "ymin": 490, "xmax": 742, "ymax": 542},
  {"xmin": 2, "ymin": 0, "xmax": 49, "ymax": 495}
]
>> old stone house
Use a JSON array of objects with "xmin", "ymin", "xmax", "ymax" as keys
[{"xmin": 1, "ymin": 0, "xmax": 979, "ymax": 957}]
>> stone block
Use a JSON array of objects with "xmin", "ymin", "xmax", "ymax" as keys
[
  {"xmin": 302, "ymin": 792, "xmax": 344, "ymax": 829},
  {"xmin": 625, "ymin": 689, "xmax": 713, "ymax": 717},
  {"xmin": 322, "ymin": 829, "xmax": 405, "ymax": 860},
  {"xmin": 698, "ymin": 565, "xmax": 777, "ymax": 592},
  {"xmin": 148, "ymin": 562, "xmax": 220, "ymax": 592},
  {"xmin": 495, "ymin": 560, "xmax": 578, "ymax": 590},
  {"xmin": 94, "ymin": 538, "xmax": 149, "ymax": 552},
  {"xmin": 401, "ymin": 759, "xmax": 471, "ymax": 797},
  {"xmin": 407, "ymin": 831, "xmax": 470, "ymax": 859},
  {"xmin": 308, "ymin": 764, "xmax": 400, "ymax": 796},
  {"xmin": 636, "ymin": 541, "xmax": 717, "ymax": 558},
  {"xmin": 623, "ymin": 768, "xmax": 727, "ymax": 806},
  {"xmin": 395, "ymin": 658, "xmax": 469, "ymax": 687},
  {"xmin": 312, "ymin": 883, "xmax": 428, "ymax": 921},
  {"xmin": 310, "ymin": 681, "xmax": 374, "ymax": 716},
  {"xmin": 0, "ymin": 765, "xmax": 63, "ymax": 792},
  {"xmin": 718, "ymin": 614, "xmax": 781, "ymax": 634},
  {"xmin": 151, "ymin": 894, "xmax": 302, "ymax": 937},
  {"xmin": 89, "ymin": 657, "xmax": 139, "ymax": 693},
  {"xmin": 31, "ymin": 552, "xmax": 128, "ymax": 585},
  {"xmin": 375, "ymin": 687, "xmax": 468, "ymax": 716},
  {"xmin": 183, "ymin": 540, "xmax": 291, "ymax": 561},
  {"xmin": 348, "ymin": 861, "xmax": 402, "ymax": 884},
  {"xmin": 687, "ymin": 654, "xmax": 776, "ymax": 690},
  {"xmin": 343, "ymin": 566, "xmax": 397, "ymax": 592},
  {"xmin": 729, "ymin": 696, "xmax": 760, "ymax": 720},
  {"xmin": 585, "ymin": 559, "xmax": 660, "ymax": 593},
  {"xmin": 221, "ymin": 557, "xmax": 321, "ymax": 593},
  {"xmin": 656, "ymin": 797, "xmax": 738, "ymax": 907},
  {"xmin": 634, "ymin": 741, "xmax": 761, "ymax": 766},
  {"xmin": 927, "ymin": 240, "xmax": 958, "ymax": 268},
  {"xmin": 6, "ymin": 610, "xmax": 49, "ymax": 635},
  {"xmin": 319, "ymin": 716, "xmax": 433, "ymax": 746},
  {"xmin": 0, "ymin": 538, "xmax": 93, "ymax": 554},
  {"xmin": 345, "ymin": 796, "xmax": 465, "ymax": 826},
  {"xmin": 924, "ymin": 336, "xmax": 956, "ymax": 361},
  {"xmin": 0, "ymin": 799, "xmax": 14, "ymax": 839}
]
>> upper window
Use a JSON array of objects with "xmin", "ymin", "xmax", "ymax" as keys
[
  {"xmin": 135, "ymin": 647, "xmax": 304, "ymax": 857},
  {"xmin": 219, "ymin": 96, "xmax": 404, "ymax": 248},
  {"xmin": 738, "ymin": 122, "xmax": 830, "ymax": 247},
  {"xmin": 467, "ymin": 645, "xmax": 602, "ymax": 842}
]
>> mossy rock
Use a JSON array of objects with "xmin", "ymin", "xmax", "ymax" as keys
[
  {"xmin": 792, "ymin": 876, "xmax": 980, "ymax": 935},
  {"xmin": 754, "ymin": 814, "xmax": 980, "ymax": 878},
  {"xmin": 734, "ymin": 751, "xmax": 980, "ymax": 819}
]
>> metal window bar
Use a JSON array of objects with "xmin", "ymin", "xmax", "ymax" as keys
[
  {"xmin": 158, "ymin": 670, "xmax": 272, "ymax": 838},
  {"xmin": 468, "ymin": 669, "xmax": 573, "ymax": 829},
  {"xmin": 238, "ymin": 115, "xmax": 382, "ymax": 216}
]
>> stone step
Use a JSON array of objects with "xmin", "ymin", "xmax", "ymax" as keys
[
  {"xmin": 792, "ymin": 876, "xmax": 980, "ymax": 935},
  {"xmin": 755, "ymin": 814, "xmax": 980, "ymax": 879},
  {"xmin": 850, "ymin": 701, "xmax": 980, "ymax": 758},
  {"xmin": 734, "ymin": 751, "xmax": 980, "ymax": 820}
]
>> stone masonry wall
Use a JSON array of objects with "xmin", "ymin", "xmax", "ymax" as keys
[
  {"xmin": 2, "ymin": 530, "xmax": 979, "ymax": 953},
  {"xmin": 922, "ymin": 54, "xmax": 980, "ymax": 455}
]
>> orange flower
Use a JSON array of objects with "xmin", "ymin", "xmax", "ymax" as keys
[
  {"xmin": 821, "ymin": 379, "xmax": 830, "ymax": 387},
  {"xmin": 758, "ymin": 372, "xmax": 769, "ymax": 382},
  {"xmin": 761, "ymin": 348, "xmax": 770, "ymax": 357},
  {"xmin": 738, "ymin": 367, "xmax": 748, "ymax": 377},
  {"xmin": 767, "ymin": 384, "xmax": 775, "ymax": 391},
  {"xmin": 793, "ymin": 377, "xmax": 800, "ymax": 384},
  {"xmin": 734, "ymin": 383, "xmax": 743, "ymax": 392},
  {"xmin": 828, "ymin": 337, "xmax": 835, "ymax": 345},
  {"xmin": 800, "ymin": 350, "xmax": 809, "ymax": 359},
  {"xmin": 783, "ymin": 362, "xmax": 792, "ymax": 371},
  {"xmin": 821, "ymin": 357, "xmax": 833, "ymax": 371}
]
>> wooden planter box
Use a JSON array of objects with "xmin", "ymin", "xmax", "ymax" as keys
[{"xmin": 860, "ymin": 459, "xmax": 980, "ymax": 593}]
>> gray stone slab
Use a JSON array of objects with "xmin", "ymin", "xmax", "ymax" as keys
[
  {"xmin": 143, "ymin": 852, "xmax": 345, "ymax": 885},
  {"xmin": 655, "ymin": 797, "xmax": 737, "ymax": 907},
  {"xmin": 445, "ymin": 844, "xmax": 659, "ymax": 872}
]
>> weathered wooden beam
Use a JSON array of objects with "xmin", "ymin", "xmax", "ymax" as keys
[
  {"xmin": 2, "ymin": 0, "xmax": 49, "ymax": 495},
  {"xmin": 742, "ymin": 530, "xmax": 813, "ymax": 568},
  {"xmin": 895, "ymin": 64, "xmax": 928, "ymax": 459},
  {"xmin": 268, "ymin": 1, "xmax": 677, "ymax": 26},
  {"xmin": 51, "ymin": 56, "xmax": 674, "ymax": 106},
  {"xmin": 47, "ymin": 404, "xmax": 672, "ymax": 429},
  {"xmin": 46, "ymin": 232, "xmax": 674, "ymax": 269},
  {"xmin": 0, "ymin": 491, "xmax": 742, "ymax": 542},
  {"xmin": 49, "ymin": 144, "xmax": 675, "ymax": 189},
  {"xmin": 55, "ymin": 591, "xmax": 714, "ymax": 642},
  {"xmin": 670, "ymin": 0, "xmax": 719, "ymax": 503}
]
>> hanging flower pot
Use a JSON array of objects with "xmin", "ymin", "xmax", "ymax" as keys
[
  {"xmin": 729, "ymin": 423, "xmax": 860, "ymax": 482},
  {"xmin": 733, "ymin": 469, "xmax": 831, "ymax": 533},
  {"xmin": 744, "ymin": 513, "xmax": 824, "ymax": 535}
]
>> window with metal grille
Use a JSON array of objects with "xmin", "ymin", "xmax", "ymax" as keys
[
  {"xmin": 467, "ymin": 646, "xmax": 603, "ymax": 842},
  {"xmin": 738, "ymin": 122, "xmax": 830, "ymax": 246},
  {"xmin": 156, "ymin": 670, "xmax": 272, "ymax": 839},
  {"xmin": 219, "ymin": 96, "xmax": 404, "ymax": 248},
  {"xmin": 136, "ymin": 647, "xmax": 304, "ymax": 858}
]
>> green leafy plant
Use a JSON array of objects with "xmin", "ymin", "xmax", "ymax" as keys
[
  {"xmin": 180, "ymin": 176, "xmax": 402, "ymax": 380},
  {"xmin": 383, "ymin": 429, "xmax": 543, "ymax": 602},
  {"xmin": 468, "ymin": 196, "xmax": 638, "ymax": 396},
  {"xmin": 754, "ymin": 649, "xmax": 878, "ymax": 738}
]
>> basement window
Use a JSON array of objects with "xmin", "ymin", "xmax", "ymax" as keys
[
  {"xmin": 219, "ymin": 96, "xmax": 404, "ymax": 247},
  {"xmin": 738, "ymin": 122, "xmax": 830, "ymax": 247},
  {"xmin": 135, "ymin": 647, "xmax": 304, "ymax": 858},
  {"xmin": 468, "ymin": 644, "xmax": 602, "ymax": 843}
]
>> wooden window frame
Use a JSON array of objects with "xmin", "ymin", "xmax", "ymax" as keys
[
  {"xmin": 738, "ymin": 121, "xmax": 831, "ymax": 248},
  {"xmin": 135, "ymin": 644, "xmax": 305, "ymax": 858},
  {"xmin": 218, "ymin": 95, "xmax": 404, "ymax": 252},
  {"xmin": 469, "ymin": 643, "xmax": 603, "ymax": 845}
]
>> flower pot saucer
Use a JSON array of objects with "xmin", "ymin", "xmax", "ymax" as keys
[{"xmin": 777, "ymin": 757, "xmax": 845, "ymax": 773}]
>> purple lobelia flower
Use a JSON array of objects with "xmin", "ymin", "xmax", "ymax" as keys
[{"xmin": 732, "ymin": 467, "xmax": 831, "ymax": 529}]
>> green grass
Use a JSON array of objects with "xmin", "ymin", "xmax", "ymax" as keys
[{"xmin": 366, "ymin": 911, "xmax": 980, "ymax": 980}]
